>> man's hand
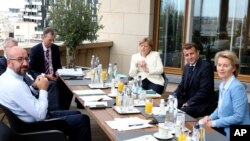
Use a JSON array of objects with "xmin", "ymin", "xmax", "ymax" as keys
[
  {"xmin": 45, "ymin": 74, "xmax": 58, "ymax": 81},
  {"xmin": 35, "ymin": 75, "xmax": 49, "ymax": 91},
  {"xmin": 181, "ymin": 102, "xmax": 189, "ymax": 108}
]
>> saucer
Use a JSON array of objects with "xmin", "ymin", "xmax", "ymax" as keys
[{"xmin": 153, "ymin": 132, "xmax": 173, "ymax": 140}]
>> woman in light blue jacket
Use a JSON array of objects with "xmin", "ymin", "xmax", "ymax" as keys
[{"xmin": 202, "ymin": 50, "xmax": 250, "ymax": 139}]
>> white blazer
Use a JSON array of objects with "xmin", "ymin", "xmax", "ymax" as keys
[{"xmin": 129, "ymin": 51, "xmax": 164, "ymax": 86}]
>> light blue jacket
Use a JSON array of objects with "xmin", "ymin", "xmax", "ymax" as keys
[{"xmin": 210, "ymin": 76, "xmax": 250, "ymax": 138}]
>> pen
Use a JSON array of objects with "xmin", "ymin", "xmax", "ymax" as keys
[
  {"xmin": 128, "ymin": 123, "xmax": 144, "ymax": 127},
  {"xmin": 97, "ymin": 98, "xmax": 103, "ymax": 102}
]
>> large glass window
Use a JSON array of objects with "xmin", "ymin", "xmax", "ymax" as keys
[
  {"xmin": 157, "ymin": 0, "xmax": 186, "ymax": 68},
  {"xmin": 192, "ymin": 0, "xmax": 250, "ymax": 76},
  {"xmin": 155, "ymin": 0, "xmax": 250, "ymax": 80}
]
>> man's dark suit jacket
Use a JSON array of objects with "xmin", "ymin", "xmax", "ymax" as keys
[
  {"xmin": 0, "ymin": 56, "xmax": 7, "ymax": 75},
  {"xmin": 173, "ymin": 58, "xmax": 217, "ymax": 118},
  {"xmin": 29, "ymin": 43, "xmax": 62, "ymax": 79},
  {"xmin": 29, "ymin": 43, "xmax": 73, "ymax": 110}
]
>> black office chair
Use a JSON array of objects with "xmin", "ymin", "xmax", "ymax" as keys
[
  {"xmin": 0, "ymin": 121, "xmax": 68, "ymax": 141},
  {"xmin": 0, "ymin": 104, "xmax": 70, "ymax": 135},
  {"xmin": 162, "ymin": 73, "xmax": 168, "ymax": 95}
]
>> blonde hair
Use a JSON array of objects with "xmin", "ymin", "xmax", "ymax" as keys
[
  {"xmin": 214, "ymin": 50, "xmax": 240, "ymax": 77},
  {"xmin": 139, "ymin": 37, "xmax": 153, "ymax": 49}
]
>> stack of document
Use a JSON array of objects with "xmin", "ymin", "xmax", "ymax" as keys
[
  {"xmin": 73, "ymin": 89, "xmax": 105, "ymax": 96},
  {"xmin": 105, "ymin": 117, "xmax": 152, "ymax": 131},
  {"xmin": 79, "ymin": 95, "xmax": 112, "ymax": 102},
  {"xmin": 57, "ymin": 68, "xmax": 83, "ymax": 77}
]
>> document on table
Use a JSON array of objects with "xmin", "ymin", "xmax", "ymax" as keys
[
  {"xmin": 57, "ymin": 68, "xmax": 83, "ymax": 76},
  {"xmin": 105, "ymin": 117, "xmax": 152, "ymax": 131},
  {"xmin": 73, "ymin": 89, "xmax": 105, "ymax": 96},
  {"xmin": 124, "ymin": 135, "xmax": 158, "ymax": 141},
  {"xmin": 79, "ymin": 95, "xmax": 112, "ymax": 102}
]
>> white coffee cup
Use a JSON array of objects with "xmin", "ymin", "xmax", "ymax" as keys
[{"xmin": 158, "ymin": 123, "xmax": 171, "ymax": 138}]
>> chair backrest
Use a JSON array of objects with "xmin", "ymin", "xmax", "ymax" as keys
[
  {"xmin": 0, "ymin": 104, "xmax": 28, "ymax": 133},
  {"xmin": 0, "ymin": 121, "xmax": 16, "ymax": 141},
  {"xmin": 162, "ymin": 73, "xmax": 168, "ymax": 95}
]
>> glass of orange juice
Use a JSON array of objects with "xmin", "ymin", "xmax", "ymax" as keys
[
  {"xmin": 178, "ymin": 132, "xmax": 187, "ymax": 141},
  {"xmin": 101, "ymin": 69, "xmax": 107, "ymax": 81},
  {"xmin": 117, "ymin": 81, "xmax": 124, "ymax": 93},
  {"xmin": 145, "ymin": 99, "xmax": 153, "ymax": 115}
]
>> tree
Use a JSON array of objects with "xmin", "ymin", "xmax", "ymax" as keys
[{"xmin": 49, "ymin": 0, "xmax": 103, "ymax": 68}]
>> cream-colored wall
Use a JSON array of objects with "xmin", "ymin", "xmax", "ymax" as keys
[{"xmin": 97, "ymin": 0, "xmax": 154, "ymax": 75}]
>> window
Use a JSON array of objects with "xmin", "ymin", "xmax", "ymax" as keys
[
  {"xmin": 157, "ymin": 0, "xmax": 186, "ymax": 69},
  {"xmin": 155, "ymin": 0, "xmax": 250, "ymax": 81}
]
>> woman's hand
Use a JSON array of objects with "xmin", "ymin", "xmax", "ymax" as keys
[
  {"xmin": 201, "ymin": 116, "xmax": 213, "ymax": 127},
  {"xmin": 137, "ymin": 60, "xmax": 149, "ymax": 73}
]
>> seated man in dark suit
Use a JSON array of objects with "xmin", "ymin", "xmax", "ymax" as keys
[
  {"xmin": 28, "ymin": 27, "xmax": 73, "ymax": 110},
  {"xmin": 169, "ymin": 43, "xmax": 217, "ymax": 118},
  {"xmin": 0, "ymin": 37, "xmax": 60, "ymax": 111},
  {"xmin": 0, "ymin": 46, "xmax": 91, "ymax": 141}
]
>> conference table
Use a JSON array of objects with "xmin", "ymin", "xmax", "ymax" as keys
[{"xmin": 60, "ymin": 76, "xmax": 227, "ymax": 141}]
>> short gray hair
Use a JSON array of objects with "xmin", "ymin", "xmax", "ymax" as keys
[{"xmin": 3, "ymin": 37, "xmax": 18, "ymax": 49}]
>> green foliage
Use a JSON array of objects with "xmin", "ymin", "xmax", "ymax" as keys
[{"xmin": 49, "ymin": 0, "xmax": 104, "ymax": 48}]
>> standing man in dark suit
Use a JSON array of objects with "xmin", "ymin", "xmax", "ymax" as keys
[
  {"xmin": 29, "ymin": 27, "xmax": 73, "ymax": 110},
  {"xmin": 170, "ymin": 43, "xmax": 217, "ymax": 118},
  {"xmin": 0, "ymin": 37, "xmax": 60, "ymax": 111}
]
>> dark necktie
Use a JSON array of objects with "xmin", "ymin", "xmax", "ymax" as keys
[
  {"xmin": 187, "ymin": 65, "xmax": 194, "ymax": 84},
  {"xmin": 45, "ymin": 50, "xmax": 50, "ymax": 74},
  {"xmin": 23, "ymin": 76, "xmax": 39, "ymax": 99}
]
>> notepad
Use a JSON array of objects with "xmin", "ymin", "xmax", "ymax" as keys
[{"xmin": 73, "ymin": 89, "xmax": 105, "ymax": 96}]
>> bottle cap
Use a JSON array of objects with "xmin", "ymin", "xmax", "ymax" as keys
[{"xmin": 160, "ymin": 99, "xmax": 164, "ymax": 104}]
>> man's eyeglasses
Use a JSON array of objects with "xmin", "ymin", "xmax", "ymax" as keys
[{"xmin": 9, "ymin": 57, "xmax": 30, "ymax": 63}]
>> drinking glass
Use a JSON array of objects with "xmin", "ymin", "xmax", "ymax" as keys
[
  {"xmin": 145, "ymin": 99, "xmax": 153, "ymax": 115},
  {"xmin": 101, "ymin": 69, "xmax": 107, "ymax": 82}
]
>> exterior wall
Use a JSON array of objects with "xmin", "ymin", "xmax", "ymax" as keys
[{"xmin": 97, "ymin": 0, "xmax": 154, "ymax": 75}]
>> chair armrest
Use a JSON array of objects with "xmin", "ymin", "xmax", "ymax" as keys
[
  {"xmin": 24, "ymin": 118, "xmax": 70, "ymax": 134},
  {"xmin": 19, "ymin": 130, "xmax": 68, "ymax": 141}
]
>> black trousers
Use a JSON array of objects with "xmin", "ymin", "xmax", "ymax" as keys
[{"xmin": 142, "ymin": 78, "xmax": 164, "ymax": 94}]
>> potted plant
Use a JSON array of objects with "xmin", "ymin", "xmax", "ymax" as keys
[{"xmin": 49, "ymin": 0, "xmax": 103, "ymax": 68}]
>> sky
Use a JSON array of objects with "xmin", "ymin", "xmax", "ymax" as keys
[{"xmin": 0, "ymin": 0, "xmax": 24, "ymax": 11}]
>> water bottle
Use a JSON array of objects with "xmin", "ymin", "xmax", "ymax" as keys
[
  {"xmin": 159, "ymin": 99, "xmax": 165, "ymax": 116},
  {"xmin": 113, "ymin": 63, "xmax": 118, "ymax": 79},
  {"xmin": 164, "ymin": 102, "xmax": 174, "ymax": 127},
  {"xmin": 137, "ymin": 75, "xmax": 142, "ymax": 88},
  {"xmin": 98, "ymin": 64, "xmax": 103, "ymax": 84},
  {"xmin": 107, "ymin": 63, "xmax": 113, "ymax": 82},
  {"xmin": 95, "ymin": 56, "xmax": 99, "ymax": 68},
  {"xmin": 192, "ymin": 123, "xmax": 200, "ymax": 141},
  {"xmin": 90, "ymin": 55, "xmax": 95, "ymax": 69}
]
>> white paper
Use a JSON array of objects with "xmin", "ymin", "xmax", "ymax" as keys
[
  {"xmin": 105, "ymin": 117, "xmax": 152, "ymax": 131},
  {"xmin": 88, "ymin": 83, "xmax": 110, "ymax": 88},
  {"xmin": 79, "ymin": 95, "xmax": 112, "ymax": 102},
  {"xmin": 84, "ymin": 101, "xmax": 108, "ymax": 107},
  {"xmin": 125, "ymin": 135, "xmax": 158, "ymax": 141},
  {"xmin": 57, "ymin": 68, "xmax": 83, "ymax": 76},
  {"xmin": 73, "ymin": 89, "xmax": 105, "ymax": 96}
]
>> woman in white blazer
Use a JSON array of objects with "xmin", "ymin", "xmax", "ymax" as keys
[
  {"xmin": 202, "ymin": 50, "xmax": 250, "ymax": 139},
  {"xmin": 129, "ymin": 37, "xmax": 164, "ymax": 94}
]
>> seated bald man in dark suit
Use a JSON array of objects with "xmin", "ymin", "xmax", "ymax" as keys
[
  {"xmin": 0, "ymin": 37, "xmax": 60, "ymax": 111},
  {"xmin": 169, "ymin": 43, "xmax": 217, "ymax": 118}
]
